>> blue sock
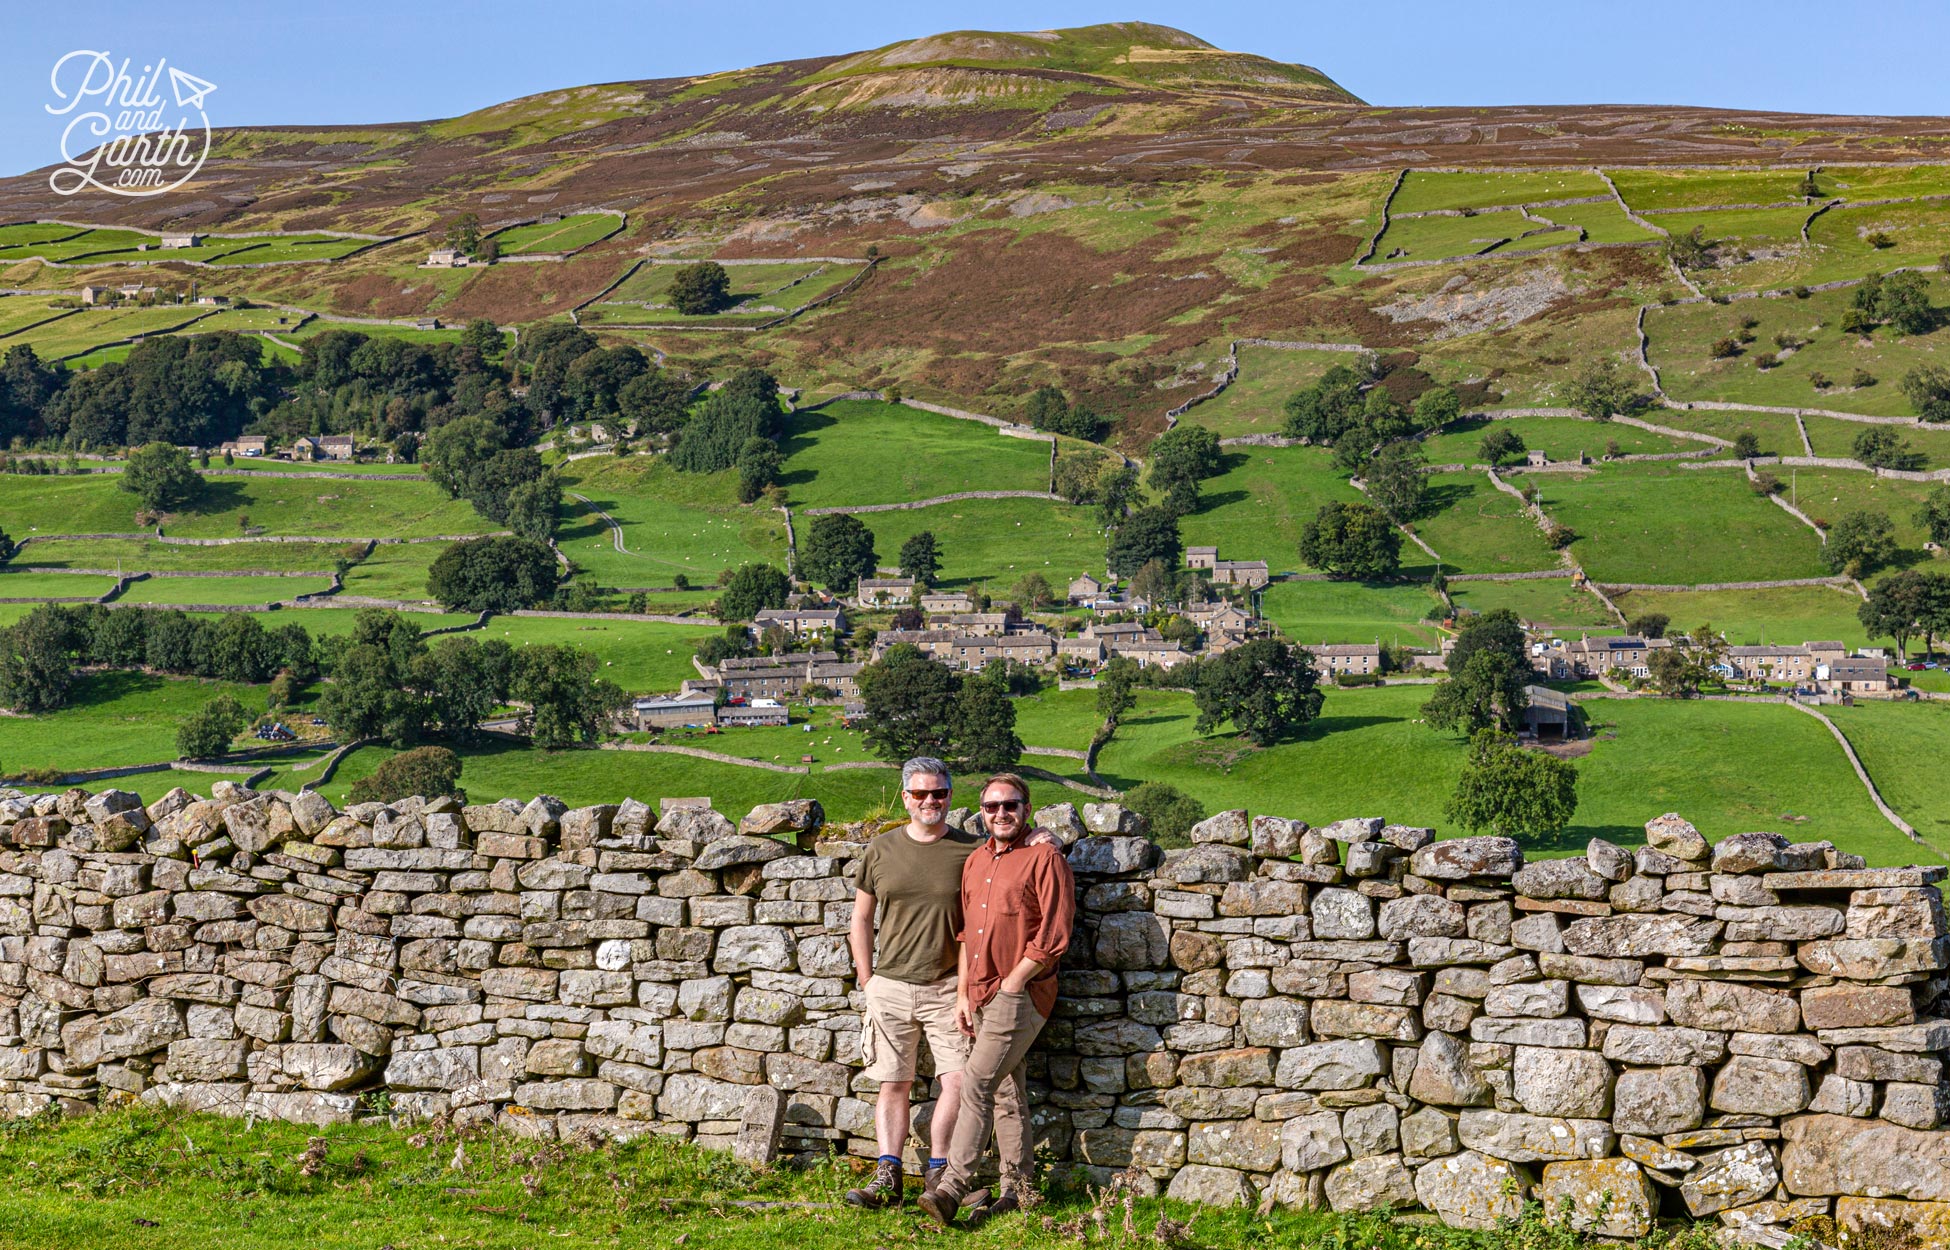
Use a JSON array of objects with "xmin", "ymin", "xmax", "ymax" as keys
[
  {"xmin": 879, "ymin": 1154, "xmax": 901, "ymax": 1165},
  {"xmin": 928, "ymin": 1157, "xmax": 946, "ymax": 1170}
]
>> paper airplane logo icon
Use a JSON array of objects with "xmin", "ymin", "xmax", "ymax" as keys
[{"xmin": 169, "ymin": 66, "xmax": 216, "ymax": 111}]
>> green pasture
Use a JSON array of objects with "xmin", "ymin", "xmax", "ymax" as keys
[
  {"xmin": 9, "ymin": 537, "xmax": 353, "ymax": 573},
  {"xmin": 1528, "ymin": 199, "xmax": 1663, "ymax": 245},
  {"xmin": 778, "ymin": 399, "xmax": 1050, "ymax": 507},
  {"xmin": 1390, "ymin": 170, "xmax": 1612, "ymax": 214},
  {"xmin": 1369, "ymin": 210, "xmax": 1524, "ymax": 262},
  {"xmin": 0, "ymin": 670, "xmax": 264, "ymax": 775},
  {"xmin": 1409, "ymin": 471, "xmax": 1562, "ymax": 575},
  {"xmin": 1009, "ymin": 686, "xmax": 1103, "ymax": 751},
  {"xmin": 1177, "ymin": 345, "xmax": 1366, "ymax": 437},
  {"xmin": 553, "ymin": 455, "xmax": 789, "ymax": 586},
  {"xmin": 272, "ymin": 607, "xmax": 476, "ymax": 637},
  {"xmin": 287, "ymin": 319, "xmax": 503, "ymax": 348},
  {"xmin": 0, "ymin": 227, "xmax": 149, "ymax": 263},
  {"xmin": 473, "ymin": 614, "xmax": 720, "ymax": 692},
  {"xmin": 1420, "ymin": 415, "xmax": 1695, "ymax": 465},
  {"xmin": 115, "ymin": 575, "xmax": 331, "ymax": 606},
  {"xmin": 1447, "ymin": 577, "xmax": 1616, "ymax": 628},
  {"xmin": 855, "ymin": 497, "xmax": 1106, "ymax": 591},
  {"xmin": 1808, "ymin": 201, "xmax": 1950, "ymax": 277},
  {"xmin": 0, "ymin": 571, "xmax": 115, "ymax": 599},
  {"xmin": 0, "ymin": 473, "xmax": 486, "ymax": 540},
  {"xmin": 14, "ymin": 306, "xmax": 214, "ymax": 360},
  {"xmin": 0, "ymin": 297, "xmax": 80, "ymax": 338},
  {"xmin": 489, "ymin": 213, "xmax": 618, "ymax": 255},
  {"xmin": 1647, "ymin": 275, "xmax": 1950, "ymax": 417},
  {"xmin": 589, "ymin": 260, "xmax": 863, "ymax": 322},
  {"xmin": 1782, "ymin": 468, "xmax": 1936, "ymax": 551},
  {"xmin": 1498, "ymin": 228, "xmax": 1578, "ymax": 254},
  {"xmin": 1801, "ymin": 415, "xmax": 1950, "ymax": 464},
  {"xmin": 1652, "ymin": 205, "xmax": 1814, "ymax": 251},
  {"xmin": 1523, "ymin": 462, "xmax": 1827, "ymax": 584},
  {"xmin": 1260, "ymin": 578, "xmax": 1441, "ymax": 647},
  {"xmin": 1648, "ymin": 406, "xmax": 1804, "ymax": 453},
  {"xmin": 1608, "ymin": 584, "xmax": 1874, "ymax": 650},
  {"xmin": 1827, "ymin": 701, "xmax": 1950, "ymax": 848},
  {"xmin": 1610, "ymin": 169, "xmax": 1812, "ymax": 212},
  {"xmin": 1095, "ymin": 684, "xmax": 1932, "ymax": 863},
  {"xmin": 1822, "ymin": 166, "xmax": 1950, "ymax": 200},
  {"xmin": 336, "ymin": 541, "xmax": 439, "ymax": 600},
  {"xmin": 1181, "ymin": 446, "xmax": 1364, "ymax": 563}
]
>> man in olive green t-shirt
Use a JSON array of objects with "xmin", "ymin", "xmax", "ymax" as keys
[{"xmin": 844, "ymin": 756, "xmax": 980, "ymax": 1208}]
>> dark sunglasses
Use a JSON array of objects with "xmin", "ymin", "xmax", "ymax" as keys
[
  {"xmin": 980, "ymin": 800, "xmax": 1024, "ymax": 814},
  {"xmin": 905, "ymin": 788, "xmax": 950, "ymax": 801}
]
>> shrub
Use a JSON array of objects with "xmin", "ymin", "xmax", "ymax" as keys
[
  {"xmin": 1793, "ymin": 285, "xmax": 1812, "ymax": 299},
  {"xmin": 1124, "ymin": 781, "xmax": 1206, "ymax": 848},
  {"xmin": 1840, "ymin": 307, "xmax": 1875, "ymax": 335},
  {"xmin": 349, "ymin": 745, "xmax": 466, "ymax": 805},
  {"xmin": 1740, "ymin": 315, "xmax": 1760, "ymax": 330},
  {"xmin": 1733, "ymin": 432, "xmax": 1762, "ymax": 459},
  {"xmin": 1753, "ymin": 352, "xmax": 1779, "ymax": 370},
  {"xmin": 1809, "ymin": 371, "xmax": 1832, "ymax": 390},
  {"xmin": 176, "ymin": 695, "xmax": 248, "ymax": 760},
  {"xmin": 668, "ymin": 262, "xmax": 731, "ymax": 315},
  {"xmin": 1852, "ymin": 368, "xmax": 1877, "ymax": 388},
  {"xmin": 1751, "ymin": 471, "xmax": 1783, "ymax": 495},
  {"xmin": 1867, "ymin": 230, "xmax": 1896, "ymax": 249},
  {"xmin": 1711, "ymin": 337, "xmax": 1741, "ymax": 359}
]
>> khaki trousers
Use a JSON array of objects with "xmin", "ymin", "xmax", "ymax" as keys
[{"xmin": 937, "ymin": 989, "xmax": 1046, "ymax": 1201}]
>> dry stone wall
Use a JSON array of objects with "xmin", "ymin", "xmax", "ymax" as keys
[{"xmin": 0, "ymin": 785, "xmax": 1946, "ymax": 1238}]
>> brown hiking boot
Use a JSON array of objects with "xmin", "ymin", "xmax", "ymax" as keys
[
  {"xmin": 923, "ymin": 1162, "xmax": 946, "ymax": 1199},
  {"xmin": 845, "ymin": 1158, "xmax": 904, "ymax": 1209},
  {"xmin": 964, "ymin": 1187, "xmax": 1021, "ymax": 1229}
]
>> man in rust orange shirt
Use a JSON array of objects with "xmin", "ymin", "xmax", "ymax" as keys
[{"xmin": 918, "ymin": 772, "xmax": 1076, "ymax": 1226}]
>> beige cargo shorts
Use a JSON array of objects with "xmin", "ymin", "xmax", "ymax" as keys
[{"xmin": 859, "ymin": 972, "xmax": 970, "ymax": 1083}]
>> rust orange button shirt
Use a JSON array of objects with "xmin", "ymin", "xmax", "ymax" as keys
[{"xmin": 957, "ymin": 836, "xmax": 1076, "ymax": 1019}]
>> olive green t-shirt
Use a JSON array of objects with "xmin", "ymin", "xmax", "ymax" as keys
[{"xmin": 857, "ymin": 826, "xmax": 983, "ymax": 985}]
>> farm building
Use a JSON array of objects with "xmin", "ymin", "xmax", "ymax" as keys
[
  {"xmin": 632, "ymin": 693, "xmax": 717, "ymax": 730},
  {"xmin": 1520, "ymin": 684, "xmax": 1575, "ymax": 739},
  {"xmin": 854, "ymin": 577, "xmax": 915, "ymax": 608}
]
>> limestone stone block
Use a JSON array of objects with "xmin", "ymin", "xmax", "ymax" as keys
[
  {"xmin": 1513, "ymin": 1046, "xmax": 1610, "ymax": 1119},
  {"xmin": 1537, "ymin": 1157, "xmax": 1656, "ymax": 1238},
  {"xmin": 1414, "ymin": 1150, "xmax": 1529, "ymax": 1229},
  {"xmin": 1613, "ymin": 1065, "xmax": 1706, "ymax": 1135}
]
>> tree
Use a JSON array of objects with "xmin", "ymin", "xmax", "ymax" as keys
[
  {"xmin": 1823, "ymin": 510, "xmax": 1899, "ymax": 577},
  {"xmin": 1901, "ymin": 365, "xmax": 1950, "ymax": 422},
  {"xmin": 1010, "ymin": 572, "xmax": 1053, "ymax": 609},
  {"xmin": 1096, "ymin": 656, "xmax": 1138, "ymax": 727},
  {"xmin": 1627, "ymin": 612, "xmax": 1671, "ymax": 639},
  {"xmin": 801, "ymin": 513, "xmax": 878, "ymax": 592},
  {"xmin": 442, "ymin": 212, "xmax": 481, "ymax": 254},
  {"xmin": 898, "ymin": 531, "xmax": 941, "ymax": 586},
  {"xmin": 1023, "ymin": 385, "xmax": 1108, "ymax": 441},
  {"xmin": 671, "ymin": 387, "xmax": 781, "ymax": 474},
  {"xmin": 350, "ymin": 745, "xmax": 465, "ymax": 805},
  {"xmin": 1125, "ymin": 781, "xmax": 1206, "ymax": 847},
  {"xmin": 1282, "ymin": 365, "xmax": 1367, "ymax": 443},
  {"xmin": 735, "ymin": 437, "xmax": 782, "ymax": 503},
  {"xmin": 426, "ymin": 536, "xmax": 558, "ymax": 612},
  {"xmin": 669, "ymin": 262, "xmax": 732, "ymax": 315},
  {"xmin": 1917, "ymin": 485, "xmax": 1950, "ymax": 546},
  {"xmin": 1364, "ymin": 440, "xmax": 1429, "ymax": 519},
  {"xmin": 1095, "ymin": 462, "xmax": 1138, "ymax": 528},
  {"xmin": 1854, "ymin": 426, "xmax": 1922, "ymax": 471},
  {"xmin": 0, "ymin": 606, "xmax": 78, "ymax": 713},
  {"xmin": 1876, "ymin": 270, "xmax": 1937, "ymax": 336},
  {"xmin": 1193, "ymin": 638, "xmax": 1324, "ymax": 747},
  {"xmin": 176, "ymin": 694, "xmax": 248, "ymax": 759},
  {"xmin": 1422, "ymin": 648, "xmax": 1528, "ymax": 736},
  {"xmin": 121, "ymin": 441, "xmax": 201, "ymax": 512},
  {"xmin": 512, "ymin": 644, "xmax": 626, "ymax": 748},
  {"xmin": 1148, "ymin": 425, "xmax": 1223, "ymax": 516},
  {"xmin": 619, "ymin": 368, "xmax": 693, "ymax": 435},
  {"xmin": 421, "ymin": 414, "xmax": 506, "ymax": 499},
  {"xmin": 503, "ymin": 476, "xmax": 561, "ymax": 543},
  {"xmin": 1859, "ymin": 569, "xmax": 1934, "ymax": 658},
  {"xmin": 417, "ymin": 636, "xmax": 513, "ymax": 742},
  {"xmin": 1918, "ymin": 569, "xmax": 1950, "ymax": 657},
  {"xmin": 1299, "ymin": 501, "xmax": 1400, "ymax": 579},
  {"xmin": 856, "ymin": 644, "xmax": 965, "ymax": 764},
  {"xmin": 1733, "ymin": 431, "xmax": 1762, "ymax": 459},
  {"xmin": 717, "ymin": 563, "xmax": 791, "ymax": 622},
  {"xmin": 1647, "ymin": 643, "xmax": 1713, "ymax": 697},
  {"xmin": 1107, "ymin": 507, "xmax": 1182, "ymax": 578},
  {"xmin": 1130, "ymin": 558, "xmax": 1180, "ymax": 606},
  {"xmin": 1446, "ymin": 730, "xmax": 1578, "ymax": 837},
  {"xmin": 318, "ymin": 641, "xmax": 428, "ymax": 747},
  {"xmin": 950, "ymin": 672, "xmax": 1023, "ymax": 773},
  {"xmin": 1666, "ymin": 225, "xmax": 1713, "ymax": 271},
  {"xmin": 1479, "ymin": 427, "xmax": 1526, "ymax": 466},
  {"xmin": 1562, "ymin": 357, "xmax": 1634, "ymax": 420},
  {"xmin": 1413, "ymin": 386, "xmax": 1462, "ymax": 430}
]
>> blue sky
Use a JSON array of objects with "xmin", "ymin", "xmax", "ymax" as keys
[{"xmin": 6, "ymin": 0, "xmax": 1947, "ymax": 178}]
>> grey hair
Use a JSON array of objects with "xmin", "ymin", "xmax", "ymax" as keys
[{"xmin": 901, "ymin": 757, "xmax": 952, "ymax": 789}]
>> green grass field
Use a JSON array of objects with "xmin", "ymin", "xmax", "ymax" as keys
[
  {"xmin": 1410, "ymin": 471, "xmax": 1562, "ymax": 575},
  {"xmin": 1652, "ymin": 205, "xmax": 1814, "ymax": 252},
  {"xmin": 855, "ymin": 497, "xmax": 1105, "ymax": 591},
  {"xmin": 0, "ymin": 1102, "xmax": 1634, "ymax": 1250},
  {"xmin": 1647, "ymin": 275, "xmax": 1950, "ymax": 417},
  {"xmin": 115, "ymin": 576, "xmax": 332, "ymax": 606},
  {"xmin": 271, "ymin": 607, "xmax": 476, "ymax": 637},
  {"xmin": 1520, "ymin": 463, "xmax": 1827, "ymax": 584},
  {"xmin": 0, "ymin": 297, "xmax": 81, "ymax": 337},
  {"xmin": 585, "ymin": 260, "xmax": 865, "ymax": 323},
  {"xmin": 777, "ymin": 400, "xmax": 1051, "ymax": 507},
  {"xmin": 1177, "ymin": 346, "xmax": 1366, "ymax": 437},
  {"xmin": 1827, "ymin": 701, "xmax": 1950, "ymax": 850},
  {"xmin": 1095, "ymin": 684, "xmax": 1935, "ymax": 863},
  {"xmin": 1420, "ymin": 416, "xmax": 1695, "ymax": 465},
  {"xmin": 1608, "ymin": 584, "xmax": 1873, "ymax": 650},
  {"xmin": 335, "ymin": 542, "xmax": 439, "ymax": 600},
  {"xmin": 12, "ymin": 306, "xmax": 214, "ymax": 360},
  {"xmin": 1780, "ymin": 468, "xmax": 1935, "ymax": 555},
  {"xmin": 1369, "ymin": 210, "xmax": 1524, "ymax": 262},
  {"xmin": 0, "ymin": 473, "xmax": 486, "ymax": 541},
  {"xmin": 1648, "ymin": 406, "xmax": 1804, "ymax": 453},
  {"xmin": 1009, "ymin": 686, "xmax": 1103, "ymax": 751},
  {"xmin": 1260, "ymin": 578, "xmax": 1442, "ymax": 647},
  {"xmin": 10, "ymin": 537, "xmax": 355, "ymax": 573},
  {"xmin": 489, "ymin": 214, "xmax": 620, "ymax": 255},
  {"xmin": 1807, "ymin": 201, "xmax": 1950, "ymax": 277},
  {"xmin": 1391, "ymin": 171, "xmax": 1612, "ymax": 214},
  {"xmin": 287, "ymin": 320, "xmax": 505, "ymax": 348},
  {"xmin": 1180, "ymin": 447, "xmax": 1364, "ymax": 564},
  {"xmin": 1447, "ymin": 577, "xmax": 1617, "ymax": 627},
  {"xmin": 0, "ymin": 571, "xmax": 116, "ymax": 599},
  {"xmin": 0, "ymin": 226, "xmax": 149, "ymax": 263},
  {"xmin": 1610, "ymin": 169, "xmax": 1811, "ymax": 212},
  {"xmin": 1802, "ymin": 415, "xmax": 1950, "ymax": 465},
  {"xmin": 0, "ymin": 670, "xmax": 263, "ymax": 774},
  {"xmin": 474, "ymin": 614, "xmax": 721, "ymax": 692},
  {"xmin": 1529, "ymin": 199, "xmax": 1663, "ymax": 245},
  {"xmin": 553, "ymin": 456, "xmax": 789, "ymax": 586}
]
